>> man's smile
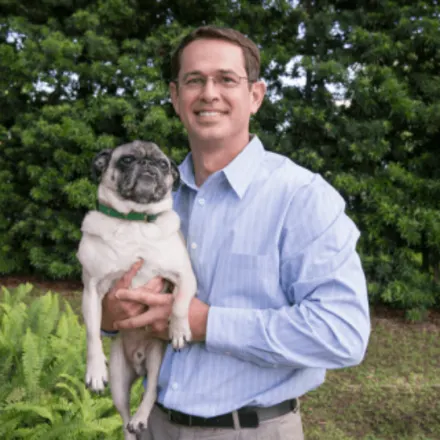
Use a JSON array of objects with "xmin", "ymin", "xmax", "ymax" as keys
[{"xmin": 195, "ymin": 110, "xmax": 227, "ymax": 117}]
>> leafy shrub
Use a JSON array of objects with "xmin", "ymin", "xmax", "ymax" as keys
[
  {"xmin": 0, "ymin": 284, "xmax": 140, "ymax": 439},
  {"xmin": 363, "ymin": 248, "xmax": 440, "ymax": 316}
]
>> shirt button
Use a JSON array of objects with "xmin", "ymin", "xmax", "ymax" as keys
[
  {"xmin": 198, "ymin": 198, "xmax": 205, "ymax": 206},
  {"xmin": 191, "ymin": 242, "xmax": 197, "ymax": 250},
  {"xmin": 171, "ymin": 382, "xmax": 179, "ymax": 390}
]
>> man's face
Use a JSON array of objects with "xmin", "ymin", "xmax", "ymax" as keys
[{"xmin": 170, "ymin": 39, "xmax": 265, "ymax": 145}]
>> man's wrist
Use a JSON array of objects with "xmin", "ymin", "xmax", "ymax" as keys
[
  {"xmin": 189, "ymin": 298, "xmax": 209, "ymax": 342},
  {"xmin": 101, "ymin": 322, "xmax": 117, "ymax": 332}
]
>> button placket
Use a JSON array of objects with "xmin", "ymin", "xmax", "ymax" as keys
[{"xmin": 187, "ymin": 191, "xmax": 207, "ymax": 256}]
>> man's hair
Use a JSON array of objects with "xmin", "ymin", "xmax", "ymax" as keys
[{"xmin": 170, "ymin": 26, "xmax": 261, "ymax": 82}]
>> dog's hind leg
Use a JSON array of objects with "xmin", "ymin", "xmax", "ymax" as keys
[
  {"xmin": 109, "ymin": 337, "xmax": 138, "ymax": 440},
  {"xmin": 126, "ymin": 340, "xmax": 164, "ymax": 436},
  {"xmin": 82, "ymin": 274, "xmax": 108, "ymax": 392}
]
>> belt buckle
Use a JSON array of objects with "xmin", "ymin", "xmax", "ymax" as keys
[
  {"xmin": 239, "ymin": 411, "xmax": 259, "ymax": 428},
  {"xmin": 291, "ymin": 398, "xmax": 299, "ymax": 413}
]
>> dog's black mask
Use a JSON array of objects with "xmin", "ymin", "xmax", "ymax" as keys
[{"xmin": 92, "ymin": 141, "xmax": 180, "ymax": 205}]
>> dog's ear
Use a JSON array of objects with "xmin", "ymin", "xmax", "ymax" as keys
[
  {"xmin": 91, "ymin": 149, "xmax": 112, "ymax": 182},
  {"xmin": 170, "ymin": 160, "xmax": 181, "ymax": 191}
]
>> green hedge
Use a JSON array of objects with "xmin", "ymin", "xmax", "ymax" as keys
[{"xmin": 1, "ymin": 0, "xmax": 440, "ymax": 314}]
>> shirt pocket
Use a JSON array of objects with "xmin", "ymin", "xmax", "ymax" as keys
[{"xmin": 211, "ymin": 253, "xmax": 286, "ymax": 309}]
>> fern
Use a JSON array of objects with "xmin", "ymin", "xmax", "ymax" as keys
[
  {"xmin": 0, "ymin": 285, "xmax": 123, "ymax": 439},
  {"xmin": 0, "ymin": 415, "xmax": 22, "ymax": 438},
  {"xmin": 0, "ymin": 352, "xmax": 16, "ymax": 397},
  {"xmin": 1, "ymin": 302, "xmax": 28, "ymax": 352},
  {"xmin": 55, "ymin": 376, "xmax": 84, "ymax": 409},
  {"xmin": 40, "ymin": 420, "xmax": 95, "ymax": 440},
  {"xmin": 3, "ymin": 402, "xmax": 54, "ymax": 423},
  {"xmin": 5, "ymin": 386, "xmax": 27, "ymax": 403},
  {"xmin": 28, "ymin": 291, "xmax": 60, "ymax": 339},
  {"xmin": 22, "ymin": 329, "xmax": 44, "ymax": 396},
  {"xmin": 0, "ymin": 284, "xmax": 34, "ymax": 309}
]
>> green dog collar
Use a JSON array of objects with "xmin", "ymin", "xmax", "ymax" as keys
[{"xmin": 97, "ymin": 203, "xmax": 159, "ymax": 222}]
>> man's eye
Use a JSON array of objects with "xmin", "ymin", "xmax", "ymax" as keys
[
  {"xmin": 186, "ymin": 77, "xmax": 204, "ymax": 85},
  {"xmin": 120, "ymin": 155, "xmax": 135, "ymax": 164},
  {"xmin": 220, "ymin": 75, "xmax": 238, "ymax": 84}
]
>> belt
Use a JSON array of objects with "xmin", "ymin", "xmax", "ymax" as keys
[{"xmin": 156, "ymin": 398, "xmax": 298, "ymax": 429}]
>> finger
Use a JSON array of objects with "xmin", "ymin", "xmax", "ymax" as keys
[
  {"xmin": 120, "ymin": 259, "xmax": 144, "ymax": 286},
  {"xmin": 115, "ymin": 308, "xmax": 168, "ymax": 330},
  {"xmin": 119, "ymin": 301, "xmax": 147, "ymax": 316},
  {"xmin": 116, "ymin": 289, "xmax": 173, "ymax": 306},
  {"xmin": 145, "ymin": 276, "xmax": 166, "ymax": 292},
  {"xmin": 151, "ymin": 321, "xmax": 168, "ymax": 333}
]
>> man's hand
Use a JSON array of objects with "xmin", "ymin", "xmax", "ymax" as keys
[
  {"xmin": 115, "ymin": 289, "xmax": 210, "ymax": 342},
  {"xmin": 101, "ymin": 259, "xmax": 209, "ymax": 342},
  {"xmin": 113, "ymin": 285, "xmax": 173, "ymax": 336},
  {"xmin": 101, "ymin": 260, "xmax": 165, "ymax": 332}
]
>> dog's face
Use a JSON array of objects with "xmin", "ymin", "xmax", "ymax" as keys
[{"xmin": 92, "ymin": 140, "xmax": 180, "ymax": 204}]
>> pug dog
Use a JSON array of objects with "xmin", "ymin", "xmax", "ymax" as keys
[{"xmin": 77, "ymin": 140, "xmax": 197, "ymax": 440}]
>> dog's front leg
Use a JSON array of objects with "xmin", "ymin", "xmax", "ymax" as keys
[
  {"xmin": 127, "ymin": 340, "xmax": 165, "ymax": 436},
  {"xmin": 82, "ymin": 277, "xmax": 108, "ymax": 392},
  {"xmin": 109, "ymin": 337, "xmax": 138, "ymax": 440},
  {"xmin": 169, "ymin": 271, "xmax": 197, "ymax": 350}
]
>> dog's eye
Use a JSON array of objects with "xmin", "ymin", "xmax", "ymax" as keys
[
  {"xmin": 158, "ymin": 159, "xmax": 168, "ymax": 170},
  {"xmin": 120, "ymin": 155, "xmax": 135, "ymax": 165}
]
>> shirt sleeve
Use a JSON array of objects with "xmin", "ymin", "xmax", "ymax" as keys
[{"xmin": 205, "ymin": 176, "xmax": 371, "ymax": 370}]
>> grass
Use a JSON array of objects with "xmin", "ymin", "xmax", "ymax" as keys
[
  {"xmin": 1, "ymin": 281, "xmax": 439, "ymax": 440},
  {"xmin": 301, "ymin": 314, "xmax": 440, "ymax": 440}
]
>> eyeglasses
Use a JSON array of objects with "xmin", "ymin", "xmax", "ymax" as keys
[{"xmin": 178, "ymin": 72, "xmax": 253, "ymax": 90}]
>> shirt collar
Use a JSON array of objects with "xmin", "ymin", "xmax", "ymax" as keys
[
  {"xmin": 222, "ymin": 135, "xmax": 265, "ymax": 198},
  {"xmin": 178, "ymin": 135, "xmax": 265, "ymax": 198},
  {"xmin": 178, "ymin": 151, "xmax": 198, "ymax": 191}
]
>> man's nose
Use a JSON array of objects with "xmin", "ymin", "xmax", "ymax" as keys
[{"xmin": 200, "ymin": 77, "xmax": 219, "ymax": 100}]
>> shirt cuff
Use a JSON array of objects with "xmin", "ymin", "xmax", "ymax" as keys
[
  {"xmin": 100, "ymin": 328, "xmax": 119, "ymax": 337},
  {"xmin": 205, "ymin": 306, "xmax": 255, "ymax": 358}
]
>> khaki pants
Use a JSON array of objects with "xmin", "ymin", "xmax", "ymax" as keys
[{"xmin": 141, "ymin": 403, "xmax": 304, "ymax": 440}]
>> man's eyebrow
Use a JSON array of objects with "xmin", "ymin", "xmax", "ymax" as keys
[
  {"xmin": 182, "ymin": 71, "xmax": 203, "ymax": 80},
  {"xmin": 218, "ymin": 69, "xmax": 238, "ymax": 74},
  {"xmin": 182, "ymin": 69, "xmax": 239, "ymax": 80}
]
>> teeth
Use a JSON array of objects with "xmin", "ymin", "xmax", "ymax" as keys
[{"xmin": 198, "ymin": 111, "xmax": 221, "ymax": 116}]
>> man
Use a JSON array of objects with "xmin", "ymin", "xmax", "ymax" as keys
[{"xmin": 101, "ymin": 25, "xmax": 371, "ymax": 439}]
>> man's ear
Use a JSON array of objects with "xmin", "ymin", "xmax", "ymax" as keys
[
  {"xmin": 91, "ymin": 149, "xmax": 112, "ymax": 182},
  {"xmin": 250, "ymin": 80, "xmax": 267, "ymax": 115},
  {"xmin": 170, "ymin": 159, "xmax": 181, "ymax": 191},
  {"xmin": 169, "ymin": 81, "xmax": 180, "ymax": 116}
]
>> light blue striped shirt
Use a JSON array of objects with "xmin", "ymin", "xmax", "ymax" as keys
[{"xmin": 156, "ymin": 135, "xmax": 370, "ymax": 417}]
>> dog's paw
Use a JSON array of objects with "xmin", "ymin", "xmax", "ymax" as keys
[
  {"xmin": 126, "ymin": 418, "xmax": 148, "ymax": 436},
  {"xmin": 85, "ymin": 358, "xmax": 108, "ymax": 392},
  {"xmin": 169, "ymin": 315, "xmax": 192, "ymax": 350}
]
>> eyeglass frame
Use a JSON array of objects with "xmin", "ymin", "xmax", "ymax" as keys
[{"xmin": 173, "ymin": 70, "xmax": 257, "ymax": 90}]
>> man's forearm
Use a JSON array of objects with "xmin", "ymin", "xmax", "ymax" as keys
[
  {"xmin": 205, "ymin": 297, "xmax": 369, "ymax": 370},
  {"xmin": 188, "ymin": 297, "xmax": 210, "ymax": 342}
]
